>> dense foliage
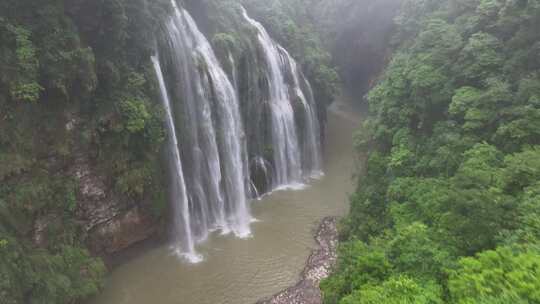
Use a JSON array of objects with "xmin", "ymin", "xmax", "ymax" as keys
[
  {"xmin": 322, "ymin": 0, "xmax": 540, "ymax": 303},
  {"xmin": 0, "ymin": 0, "xmax": 171, "ymax": 302}
]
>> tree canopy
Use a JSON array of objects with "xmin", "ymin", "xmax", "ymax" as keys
[{"xmin": 322, "ymin": 0, "xmax": 540, "ymax": 303}]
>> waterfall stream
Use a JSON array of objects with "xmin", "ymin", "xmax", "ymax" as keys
[
  {"xmin": 155, "ymin": 1, "xmax": 251, "ymax": 261},
  {"xmin": 241, "ymin": 8, "xmax": 302, "ymax": 188},
  {"xmin": 241, "ymin": 7, "xmax": 323, "ymax": 189},
  {"xmin": 151, "ymin": 55, "xmax": 201, "ymax": 263},
  {"xmin": 285, "ymin": 52, "xmax": 324, "ymax": 178}
]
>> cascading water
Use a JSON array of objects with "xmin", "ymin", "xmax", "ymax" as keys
[
  {"xmin": 182, "ymin": 12, "xmax": 251, "ymax": 238},
  {"xmin": 154, "ymin": 1, "xmax": 251, "ymax": 261},
  {"xmin": 241, "ymin": 8, "xmax": 302, "ymax": 189},
  {"xmin": 241, "ymin": 7, "xmax": 323, "ymax": 189},
  {"xmin": 285, "ymin": 55, "xmax": 324, "ymax": 178},
  {"xmin": 151, "ymin": 56, "xmax": 201, "ymax": 263}
]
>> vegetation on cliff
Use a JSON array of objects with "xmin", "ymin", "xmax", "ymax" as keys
[
  {"xmin": 0, "ymin": 0, "xmax": 171, "ymax": 302},
  {"xmin": 322, "ymin": 0, "xmax": 540, "ymax": 303}
]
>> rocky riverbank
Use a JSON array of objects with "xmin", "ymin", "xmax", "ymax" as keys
[{"xmin": 256, "ymin": 217, "xmax": 339, "ymax": 304}]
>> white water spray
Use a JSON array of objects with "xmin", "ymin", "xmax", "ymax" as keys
[
  {"xmin": 151, "ymin": 55, "xmax": 202, "ymax": 263},
  {"xmin": 241, "ymin": 7, "xmax": 323, "ymax": 188}
]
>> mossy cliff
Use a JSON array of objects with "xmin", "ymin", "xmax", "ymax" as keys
[{"xmin": 1, "ymin": 0, "xmax": 171, "ymax": 302}]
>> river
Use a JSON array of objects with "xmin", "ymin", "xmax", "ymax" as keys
[{"xmin": 90, "ymin": 96, "xmax": 361, "ymax": 304}]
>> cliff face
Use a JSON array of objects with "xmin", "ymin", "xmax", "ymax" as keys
[{"xmin": 24, "ymin": 110, "xmax": 164, "ymax": 258}]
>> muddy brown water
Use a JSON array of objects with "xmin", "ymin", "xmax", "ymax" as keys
[{"xmin": 90, "ymin": 97, "xmax": 362, "ymax": 304}]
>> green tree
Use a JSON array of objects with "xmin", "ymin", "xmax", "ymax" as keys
[
  {"xmin": 449, "ymin": 247, "xmax": 540, "ymax": 304},
  {"xmin": 341, "ymin": 276, "xmax": 443, "ymax": 304}
]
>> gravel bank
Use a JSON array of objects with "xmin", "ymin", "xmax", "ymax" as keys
[{"xmin": 256, "ymin": 217, "xmax": 338, "ymax": 304}]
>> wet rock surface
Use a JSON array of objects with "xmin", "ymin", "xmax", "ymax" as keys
[
  {"xmin": 256, "ymin": 217, "xmax": 338, "ymax": 304},
  {"xmin": 72, "ymin": 154, "xmax": 122, "ymax": 233},
  {"xmin": 72, "ymin": 142, "xmax": 160, "ymax": 256},
  {"xmin": 87, "ymin": 206, "xmax": 158, "ymax": 255}
]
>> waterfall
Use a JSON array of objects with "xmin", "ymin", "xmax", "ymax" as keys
[
  {"xmin": 151, "ymin": 56, "xmax": 202, "ymax": 263},
  {"xmin": 241, "ymin": 8, "xmax": 302, "ymax": 188},
  {"xmin": 181, "ymin": 11, "xmax": 251, "ymax": 238},
  {"xmin": 286, "ymin": 55, "xmax": 324, "ymax": 178},
  {"xmin": 152, "ymin": 1, "xmax": 324, "ymax": 263},
  {"xmin": 241, "ymin": 7, "xmax": 323, "ymax": 189},
  {"xmin": 154, "ymin": 1, "xmax": 251, "ymax": 262},
  {"xmin": 228, "ymin": 52, "xmax": 238, "ymax": 91}
]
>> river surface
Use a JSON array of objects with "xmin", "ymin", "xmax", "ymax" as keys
[{"xmin": 90, "ymin": 97, "xmax": 361, "ymax": 304}]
